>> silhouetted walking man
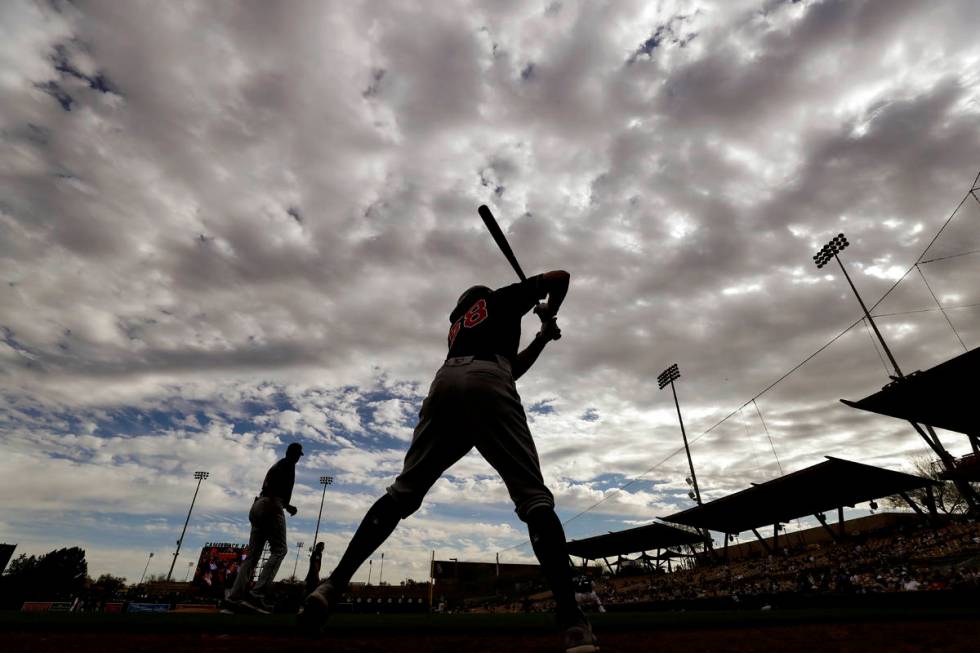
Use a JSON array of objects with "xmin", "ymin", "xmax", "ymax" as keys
[{"xmin": 224, "ymin": 442, "xmax": 303, "ymax": 614}]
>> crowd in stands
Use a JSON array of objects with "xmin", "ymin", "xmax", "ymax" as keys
[{"xmin": 587, "ymin": 515, "xmax": 980, "ymax": 606}]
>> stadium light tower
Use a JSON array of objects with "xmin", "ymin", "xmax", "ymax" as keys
[
  {"xmin": 814, "ymin": 234, "xmax": 977, "ymax": 508},
  {"xmin": 813, "ymin": 233, "xmax": 903, "ymax": 377},
  {"xmin": 292, "ymin": 541, "xmax": 305, "ymax": 578},
  {"xmin": 658, "ymin": 364, "xmax": 702, "ymax": 506},
  {"xmin": 311, "ymin": 476, "xmax": 334, "ymax": 552},
  {"xmin": 138, "ymin": 552, "xmax": 154, "ymax": 585},
  {"xmin": 166, "ymin": 471, "xmax": 209, "ymax": 581}
]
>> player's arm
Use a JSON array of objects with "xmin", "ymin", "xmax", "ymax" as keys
[
  {"xmin": 512, "ymin": 270, "xmax": 569, "ymax": 380},
  {"xmin": 512, "ymin": 316, "xmax": 562, "ymax": 380},
  {"xmin": 534, "ymin": 270, "xmax": 570, "ymax": 318}
]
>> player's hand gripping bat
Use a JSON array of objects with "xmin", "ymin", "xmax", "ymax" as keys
[{"xmin": 478, "ymin": 204, "xmax": 561, "ymax": 340}]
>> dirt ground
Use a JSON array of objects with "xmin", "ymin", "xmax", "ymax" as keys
[{"xmin": 6, "ymin": 618, "xmax": 980, "ymax": 653}]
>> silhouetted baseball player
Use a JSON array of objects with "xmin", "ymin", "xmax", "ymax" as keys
[
  {"xmin": 300, "ymin": 271, "xmax": 598, "ymax": 652},
  {"xmin": 224, "ymin": 442, "xmax": 303, "ymax": 614}
]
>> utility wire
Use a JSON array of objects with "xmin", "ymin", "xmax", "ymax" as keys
[
  {"xmin": 547, "ymin": 314, "xmax": 865, "ymax": 540},
  {"xmin": 916, "ymin": 192, "xmax": 973, "ymax": 264}
]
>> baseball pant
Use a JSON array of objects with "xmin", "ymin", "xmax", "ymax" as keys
[
  {"xmin": 386, "ymin": 355, "xmax": 554, "ymax": 522},
  {"xmin": 228, "ymin": 496, "xmax": 287, "ymax": 599}
]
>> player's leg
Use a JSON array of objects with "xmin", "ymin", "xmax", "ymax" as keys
[
  {"xmin": 471, "ymin": 371, "xmax": 587, "ymax": 633},
  {"xmin": 304, "ymin": 363, "xmax": 474, "ymax": 621},
  {"xmin": 322, "ymin": 493, "xmax": 402, "ymax": 593},
  {"xmin": 252, "ymin": 502, "xmax": 287, "ymax": 598},
  {"xmin": 227, "ymin": 499, "xmax": 266, "ymax": 601}
]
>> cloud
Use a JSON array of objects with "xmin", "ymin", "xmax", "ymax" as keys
[{"xmin": 2, "ymin": 0, "xmax": 979, "ymax": 582}]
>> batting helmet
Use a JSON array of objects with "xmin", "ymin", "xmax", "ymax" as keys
[{"xmin": 449, "ymin": 285, "xmax": 491, "ymax": 323}]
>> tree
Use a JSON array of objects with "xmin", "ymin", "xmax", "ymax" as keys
[
  {"xmin": 92, "ymin": 574, "xmax": 127, "ymax": 595},
  {"xmin": 4, "ymin": 553, "xmax": 38, "ymax": 577},
  {"xmin": 0, "ymin": 547, "xmax": 88, "ymax": 608},
  {"xmin": 887, "ymin": 455, "xmax": 980, "ymax": 514}
]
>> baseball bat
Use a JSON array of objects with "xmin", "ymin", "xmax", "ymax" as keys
[
  {"xmin": 478, "ymin": 204, "xmax": 561, "ymax": 339},
  {"xmin": 478, "ymin": 204, "xmax": 527, "ymax": 282}
]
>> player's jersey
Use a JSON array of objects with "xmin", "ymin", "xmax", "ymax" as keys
[{"xmin": 446, "ymin": 275, "xmax": 545, "ymax": 365}]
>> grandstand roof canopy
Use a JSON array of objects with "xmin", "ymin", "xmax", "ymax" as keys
[
  {"xmin": 661, "ymin": 457, "xmax": 935, "ymax": 534},
  {"xmin": 841, "ymin": 346, "xmax": 979, "ymax": 434},
  {"xmin": 566, "ymin": 522, "xmax": 703, "ymax": 560}
]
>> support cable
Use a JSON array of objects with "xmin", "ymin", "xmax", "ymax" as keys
[
  {"xmin": 918, "ymin": 249, "xmax": 980, "ymax": 265},
  {"xmin": 915, "ymin": 264, "xmax": 968, "ymax": 352},
  {"xmin": 863, "ymin": 316, "xmax": 892, "ymax": 377},
  {"xmin": 753, "ymin": 399, "xmax": 783, "ymax": 476},
  {"xmin": 872, "ymin": 302, "xmax": 980, "ymax": 318}
]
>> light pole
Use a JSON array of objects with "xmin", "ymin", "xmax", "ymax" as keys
[
  {"xmin": 379, "ymin": 552, "xmax": 384, "ymax": 586},
  {"xmin": 167, "ymin": 471, "xmax": 209, "ymax": 581},
  {"xmin": 814, "ymin": 234, "xmax": 977, "ymax": 509},
  {"xmin": 813, "ymin": 234, "xmax": 903, "ymax": 376},
  {"xmin": 311, "ymin": 476, "xmax": 334, "ymax": 551},
  {"xmin": 658, "ymin": 364, "xmax": 702, "ymax": 505},
  {"xmin": 368, "ymin": 559, "xmax": 373, "ymax": 585},
  {"xmin": 138, "ymin": 552, "xmax": 154, "ymax": 585},
  {"xmin": 292, "ymin": 541, "xmax": 305, "ymax": 579}
]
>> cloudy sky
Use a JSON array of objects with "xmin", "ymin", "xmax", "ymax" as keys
[{"xmin": 2, "ymin": 0, "xmax": 979, "ymax": 585}]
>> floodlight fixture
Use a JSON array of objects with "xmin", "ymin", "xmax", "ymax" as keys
[
  {"xmin": 320, "ymin": 476, "xmax": 334, "ymax": 486},
  {"xmin": 813, "ymin": 233, "xmax": 850, "ymax": 269},
  {"xmin": 194, "ymin": 471, "xmax": 209, "ymax": 481},
  {"xmin": 657, "ymin": 363, "xmax": 681, "ymax": 390}
]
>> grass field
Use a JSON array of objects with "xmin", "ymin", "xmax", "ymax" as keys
[{"xmin": 4, "ymin": 605, "xmax": 980, "ymax": 652}]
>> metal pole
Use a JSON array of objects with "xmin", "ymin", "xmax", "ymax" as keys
[
  {"xmin": 167, "ymin": 472, "xmax": 207, "ymax": 581},
  {"xmin": 292, "ymin": 542, "xmax": 305, "ymax": 578},
  {"xmin": 368, "ymin": 560, "xmax": 373, "ymax": 585},
  {"xmin": 379, "ymin": 552, "xmax": 384, "ymax": 586},
  {"xmin": 671, "ymin": 380, "xmax": 702, "ymax": 505},
  {"xmin": 834, "ymin": 254, "xmax": 903, "ymax": 377}
]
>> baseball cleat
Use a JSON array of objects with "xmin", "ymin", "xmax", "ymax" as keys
[
  {"xmin": 297, "ymin": 584, "xmax": 334, "ymax": 634},
  {"xmin": 563, "ymin": 622, "xmax": 599, "ymax": 653},
  {"xmin": 241, "ymin": 592, "xmax": 272, "ymax": 615},
  {"xmin": 221, "ymin": 595, "xmax": 269, "ymax": 615}
]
